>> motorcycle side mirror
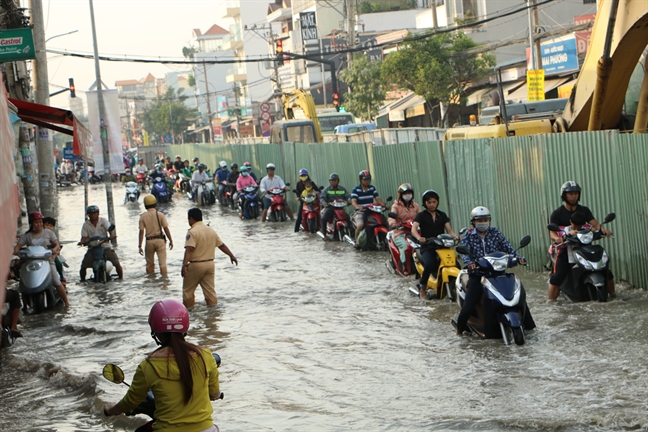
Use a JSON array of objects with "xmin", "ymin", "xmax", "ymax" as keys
[
  {"xmin": 459, "ymin": 227, "xmax": 468, "ymax": 236},
  {"xmin": 519, "ymin": 235, "xmax": 531, "ymax": 249},
  {"xmin": 603, "ymin": 213, "xmax": 616, "ymax": 224},
  {"xmin": 387, "ymin": 212, "xmax": 398, "ymax": 219},
  {"xmin": 386, "ymin": 196, "xmax": 393, "ymax": 202},
  {"xmin": 213, "ymin": 353, "xmax": 221, "ymax": 368},
  {"xmin": 292, "ymin": 189, "xmax": 298, "ymax": 194},
  {"xmin": 285, "ymin": 183, "xmax": 291, "ymax": 187},
  {"xmin": 456, "ymin": 245, "xmax": 470, "ymax": 255},
  {"xmin": 547, "ymin": 223, "xmax": 561, "ymax": 231},
  {"xmin": 102, "ymin": 364, "xmax": 126, "ymax": 385},
  {"xmin": 319, "ymin": 186, "xmax": 324, "ymax": 191},
  {"xmin": 108, "ymin": 224, "xmax": 116, "ymax": 232}
]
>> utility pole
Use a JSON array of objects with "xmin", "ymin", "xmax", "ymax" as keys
[
  {"xmin": 18, "ymin": 125, "xmax": 40, "ymax": 214},
  {"xmin": 30, "ymin": 0, "xmax": 57, "ymax": 218},
  {"xmin": 431, "ymin": 0, "xmax": 439, "ymax": 30},
  {"xmin": 533, "ymin": 0, "xmax": 542, "ymax": 69},
  {"xmin": 89, "ymin": 0, "xmax": 116, "ymax": 243},
  {"xmin": 202, "ymin": 62, "xmax": 213, "ymax": 143},
  {"xmin": 346, "ymin": 0, "xmax": 356, "ymax": 67},
  {"xmin": 233, "ymin": 83, "xmax": 241, "ymax": 137},
  {"xmin": 527, "ymin": 0, "xmax": 536, "ymax": 70}
]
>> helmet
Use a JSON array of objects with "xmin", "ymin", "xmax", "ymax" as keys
[
  {"xmin": 28, "ymin": 212, "xmax": 44, "ymax": 222},
  {"xmin": 470, "ymin": 206, "xmax": 491, "ymax": 222},
  {"xmin": 329, "ymin": 173, "xmax": 339, "ymax": 181},
  {"xmin": 144, "ymin": 195, "xmax": 157, "ymax": 207},
  {"xmin": 299, "ymin": 168, "xmax": 308, "ymax": 176},
  {"xmin": 398, "ymin": 183, "xmax": 414, "ymax": 199},
  {"xmin": 198, "ymin": 163, "xmax": 207, "ymax": 169},
  {"xmin": 86, "ymin": 205, "xmax": 100, "ymax": 214},
  {"xmin": 183, "ymin": 159, "xmax": 189, "ymax": 163},
  {"xmin": 243, "ymin": 161, "xmax": 251, "ymax": 167},
  {"xmin": 239, "ymin": 166, "xmax": 248, "ymax": 172},
  {"xmin": 358, "ymin": 170, "xmax": 371, "ymax": 180},
  {"xmin": 421, "ymin": 189, "xmax": 439, "ymax": 205},
  {"xmin": 155, "ymin": 163, "xmax": 163, "ymax": 170},
  {"xmin": 219, "ymin": 161, "xmax": 227, "ymax": 168},
  {"xmin": 148, "ymin": 298, "xmax": 189, "ymax": 334},
  {"xmin": 266, "ymin": 163, "xmax": 276, "ymax": 170},
  {"xmin": 560, "ymin": 181, "xmax": 581, "ymax": 202},
  {"xmin": 193, "ymin": 157, "xmax": 199, "ymax": 163},
  {"xmin": 231, "ymin": 163, "xmax": 238, "ymax": 169},
  {"xmin": 175, "ymin": 154, "xmax": 181, "ymax": 159}
]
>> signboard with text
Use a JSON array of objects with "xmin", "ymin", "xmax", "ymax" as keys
[
  {"xmin": 527, "ymin": 69, "xmax": 545, "ymax": 102},
  {"xmin": 299, "ymin": 12, "xmax": 318, "ymax": 41},
  {"xmin": 540, "ymin": 36, "xmax": 579, "ymax": 75},
  {"xmin": 0, "ymin": 28, "xmax": 35, "ymax": 62}
]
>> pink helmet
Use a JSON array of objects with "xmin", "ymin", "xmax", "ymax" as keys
[{"xmin": 148, "ymin": 298, "xmax": 189, "ymax": 333}]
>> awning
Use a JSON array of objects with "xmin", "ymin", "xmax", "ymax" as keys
[
  {"xmin": 9, "ymin": 98, "xmax": 93, "ymax": 161},
  {"xmin": 466, "ymin": 87, "xmax": 494, "ymax": 106},
  {"xmin": 506, "ymin": 77, "xmax": 571, "ymax": 103}
]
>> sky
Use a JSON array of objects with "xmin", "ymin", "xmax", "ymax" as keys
[{"xmin": 33, "ymin": 0, "xmax": 253, "ymax": 112}]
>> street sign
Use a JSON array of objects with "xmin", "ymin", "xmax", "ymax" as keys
[
  {"xmin": 260, "ymin": 102, "xmax": 270, "ymax": 112},
  {"xmin": 527, "ymin": 69, "xmax": 545, "ymax": 102},
  {"xmin": 0, "ymin": 28, "xmax": 35, "ymax": 62},
  {"xmin": 260, "ymin": 111, "xmax": 271, "ymax": 121}
]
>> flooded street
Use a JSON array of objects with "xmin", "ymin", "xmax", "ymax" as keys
[{"xmin": 2, "ymin": 184, "xmax": 648, "ymax": 431}]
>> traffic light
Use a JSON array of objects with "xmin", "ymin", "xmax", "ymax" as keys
[
  {"xmin": 69, "ymin": 78, "xmax": 76, "ymax": 98},
  {"xmin": 333, "ymin": 93, "xmax": 340, "ymax": 112},
  {"xmin": 276, "ymin": 39, "xmax": 284, "ymax": 66}
]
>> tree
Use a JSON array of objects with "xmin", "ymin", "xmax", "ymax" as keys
[
  {"xmin": 187, "ymin": 74, "xmax": 196, "ymax": 88},
  {"xmin": 139, "ymin": 87, "xmax": 198, "ymax": 143},
  {"xmin": 340, "ymin": 54, "xmax": 386, "ymax": 121},
  {"xmin": 381, "ymin": 31, "xmax": 495, "ymax": 123}
]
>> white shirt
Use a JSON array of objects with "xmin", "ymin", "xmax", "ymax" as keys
[
  {"xmin": 134, "ymin": 164, "xmax": 148, "ymax": 174},
  {"xmin": 81, "ymin": 217, "xmax": 113, "ymax": 249},
  {"xmin": 191, "ymin": 170, "xmax": 210, "ymax": 185},
  {"xmin": 61, "ymin": 162, "xmax": 74, "ymax": 174},
  {"xmin": 260, "ymin": 175, "xmax": 286, "ymax": 193}
]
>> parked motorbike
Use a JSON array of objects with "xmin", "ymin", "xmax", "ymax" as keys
[
  {"xmin": 16, "ymin": 245, "xmax": 61, "ymax": 314},
  {"xmin": 454, "ymin": 235, "xmax": 532, "ymax": 345},
  {"xmin": 102, "ymin": 353, "xmax": 223, "ymax": 432},
  {"xmin": 295, "ymin": 192, "xmax": 321, "ymax": 233},
  {"xmin": 82, "ymin": 235, "xmax": 114, "ymax": 283},
  {"xmin": 266, "ymin": 185, "xmax": 290, "ymax": 222},
  {"xmin": 239, "ymin": 185, "xmax": 260, "ymax": 219},
  {"xmin": 318, "ymin": 199, "xmax": 352, "ymax": 241},
  {"xmin": 386, "ymin": 214, "xmax": 415, "ymax": 276},
  {"xmin": 349, "ymin": 197, "xmax": 393, "ymax": 250},
  {"xmin": 547, "ymin": 212, "xmax": 615, "ymax": 302},
  {"xmin": 151, "ymin": 177, "xmax": 172, "ymax": 203},
  {"xmin": 124, "ymin": 181, "xmax": 141, "ymax": 203}
]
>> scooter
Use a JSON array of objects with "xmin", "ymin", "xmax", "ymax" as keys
[
  {"xmin": 266, "ymin": 185, "xmax": 291, "ymax": 222},
  {"xmin": 219, "ymin": 182, "xmax": 234, "ymax": 208},
  {"xmin": 136, "ymin": 172, "xmax": 148, "ymax": 191},
  {"xmin": 454, "ymin": 235, "xmax": 532, "ymax": 345},
  {"xmin": 411, "ymin": 235, "xmax": 462, "ymax": 300},
  {"xmin": 547, "ymin": 213, "xmax": 615, "ymax": 302},
  {"xmin": 194, "ymin": 180, "xmax": 216, "ymax": 206},
  {"xmin": 176, "ymin": 173, "xmax": 191, "ymax": 193},
  {"xmin": 386, "ymin": 214, "xmax": 415, "ymax": 276},
  {"xmin": 102, "ymin": 354, "xmax": 224, "ymax": 432},
  {"xmin": 82, "ymin": 236, "xmax": 114, "ymax": 283},
  {"xmin": 349, "ymin": 197, "xmax": 393, "ymax": 250},
  {"xmin": 16, "ymin": 245, "xmax": 61, "ymax": 314},
  {"xmin": 151, "ymin": 177, "xmax": 172, "ymax": 203},
  {"xmin": 124, "ymin": 181, "xmax": 140, "ymax": 203},
  {"xmin": 318, "ymin": 199, "xmax": 352, "ymax": 241},
  {"xmin": 296, "ymin": 192, "xmax": 321, "ymax": 233},
  {"xmin": 239, "ymin": 185, "xmax": 260, "ymax": 219}
]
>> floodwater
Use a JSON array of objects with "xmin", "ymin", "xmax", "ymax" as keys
[{"xmin": 1, "ymin": 184, "xmax": 648, "ymax": 431}]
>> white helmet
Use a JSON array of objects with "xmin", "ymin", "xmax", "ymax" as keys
[
  {"xmin": 219, "ymin": 161, "xmax": 227, "ymax": 168},
  {"xmin": 266, "ymin": 163, "xmax": 276, "ymax": 170},
  {"xmin": 470, "ymin": 206, "xmax": 491, "ymax": 222}
]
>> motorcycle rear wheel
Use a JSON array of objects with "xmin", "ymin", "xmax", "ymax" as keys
[{"xmin": 279, "ymin": 209, "xmax": 287, "ymax": 222}]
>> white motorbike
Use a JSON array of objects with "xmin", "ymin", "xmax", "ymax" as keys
[
  {"xmin": 124, "ymin": 181, "xmax": 141, "ymax": 203},
  {"xmin": 193, "ymin": 180, "xmax": 216, "ymax": 206},
  {"xmin": 16, "ymin": 245, "xmax": 62, "ymax": 314}
]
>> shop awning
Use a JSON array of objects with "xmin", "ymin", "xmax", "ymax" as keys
[
  {"xmin": 9, "ymin": 98, "xmax": 92, "ymax": 161},
  {"xmin": 506, "ymin": 77, "xmax": 572, "ymax": 103},
  {"xmin": 466, "ymin": 87, "xmax": 494, "ymax": 106}
]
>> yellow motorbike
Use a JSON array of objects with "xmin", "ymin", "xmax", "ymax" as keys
[{"xmin": 410, "ymin": 234, "xmax": 462, "ymax": 300}]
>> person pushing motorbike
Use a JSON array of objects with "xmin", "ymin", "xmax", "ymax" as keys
[
  {"xmin": 350, "ymin": 170, "xmax": 386, "ymax": 247},
  {"xmin": 79, "ymin": 205, "xmax": 124, "ymax": 281},
  {"xmin": 547, "ymin": 181, "xmax": 615, "ymax": 300}
]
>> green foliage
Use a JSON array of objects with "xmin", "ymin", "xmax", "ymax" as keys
[
  {"xmin": 381, "ymin": 31, "xmax": 495, "ymax": 104},
  {"xmin": 340, "ymin": 55, "xmax": 386, "ymax": 121},
  {"xmin": 182, "ymin": 46, "xmax": 197, "ymax": 59},
  {"xmin": 358, "ymin": 0, "xmax": 417, "ymax": 13},
  {"xmin": 139, "ymin": 87, "xmax": 198, "ymax": 141},
  {"xmin": 187, "ymin": 74, "xmax": 196, "ymax": 87}
]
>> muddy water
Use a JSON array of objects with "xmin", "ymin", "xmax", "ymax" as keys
[{"xmin": 1, "ymin": 184, "xmax": 647, "ymax": 431}]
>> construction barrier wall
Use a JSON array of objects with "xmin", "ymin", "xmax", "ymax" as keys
[{"xmin": 169, "ymin": 129, "xmax": 648, "ymax": 289}]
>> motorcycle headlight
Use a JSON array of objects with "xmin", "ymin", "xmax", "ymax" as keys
[
  {"xmin": 577, "ymin": 231, "xmax": 594, "ymax": 244},
  {"xmin": 27, "ymin": 261, "xmax": 43, "ymax": 271},
  {"xmin": 486, "ymin": 256, "xmax": 509, "ymax": 271},
  {"xmin": 442, "ymin": 239, "xmax": 454, "ymax": 248},
  {"xmin": 575, "ymin": 253, "xmax": 595, "ymax": 271}
]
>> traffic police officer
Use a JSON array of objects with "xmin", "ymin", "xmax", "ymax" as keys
[
  {"xmin": 181, "ymin": 208, "xmax": 238, "ymax": 307},
  {"xmin": 138, "ymin": 195, "xmax": 174, "ymax": 275}
]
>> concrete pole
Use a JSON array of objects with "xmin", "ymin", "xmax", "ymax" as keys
[
  {"xmin": 533, "ymin": 0, "xmax": 542, "ymax": 69},
  {"xmin": 89, "ymin": 0, "xmax": 116, "ymax": 243},
  {"xmin": 30, "ymin": 0, "xmax": 57, "ymax": 218},
  {"xmin": 346, "ymin": 0, "xmax": 356, "ymax": 67},
  {"xmin": 431, "ymin": 0, "xmax": 439, "ymax": 30},
  {"xmin": 202, "ymin": 62, "xmax": 213, "ymax": 143},
  {"xmin": 18, "ymin": 125, "xmax": 40, "ymax": 214},
  {"xmin": 527, "ymin": 0, "xmax": 536, "ymax": 70}
]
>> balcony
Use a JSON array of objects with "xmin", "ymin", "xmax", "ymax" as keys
[
  {"xmin": 226, "ymin": 66, "xmax": 247, "ymax": 83},
  {"xmin": 222, "ymin": 24, "xmax": 243, "ymax": 51},
  {"xmin": 222, "ymin": 0, "xmax": 240, "ymax": 18},
  {"xmin": 267, "ymin": 6, "xmax": 291, "ymax": 23}
]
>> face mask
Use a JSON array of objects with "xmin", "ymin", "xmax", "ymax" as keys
[
  {"xmin": 241, "ymin": 172, "xmax": 248, "ymax": 177},
  {"xmin": 305, "ymin": 185, "xmax": 313, "ymax": 191},
  {"xmin": 300, "ymin": 176, "xmax": 308, "ymax": 181},
  {"xmin": 402, "ymin": 194, "xmax": 413, "ymax": 202},
  {"xmin": 475, "ymin": 222, "xmax": 489, "ymax": 233}
]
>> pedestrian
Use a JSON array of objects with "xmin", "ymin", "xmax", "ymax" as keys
[
  {"xmin": 138, "ymin": 195, "xmax": 174, "ymax": 276},
  {"xmin": 181, "ymin": 208, "xmax": 238, "ymax": 308}
]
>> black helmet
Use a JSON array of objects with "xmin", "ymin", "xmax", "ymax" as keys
[
  {"xmin": 329, "ymin": 173, "xmax": 339, "ymax": 181},
  {"xmin": 231, "ymin": 163, "xmax": 238, "ymax": 169},
  {"xmin": 398, "ymin": 183, "xmax": 414, "ymax": 200},
  {"xmin": 358, "ymin": 170, "xmax": 371, "ymax": 180},
  {"xmin": 86, "ymin": 205, "xmax": 100, "ymax": 214},
  {"xmin": 421, "ymin": 189, "xmax": 439, "ymax": 206},
  {"xmin": 560, "ymin": 181, "xmax": 581, "ymax": 202},
  {"xmin": 193, "ymin": 157, "xmax": 199, "ymax": 163}
]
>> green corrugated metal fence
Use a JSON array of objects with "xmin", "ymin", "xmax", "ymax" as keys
[{"xmin": 168, "ymin": 130, "xmax": 648, "ymax": 288}]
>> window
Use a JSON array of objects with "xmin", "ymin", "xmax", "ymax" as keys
[
  {"xmin": 286, "ymin": 125, "xmax": 315, "ymax": 142},
  {"xmin": 583, "ymin": 0, "xmax": 595, "ymax": 3},
  {"xmin": 317, "ymin": 114, "xmax": 354, "ymax": 132}
]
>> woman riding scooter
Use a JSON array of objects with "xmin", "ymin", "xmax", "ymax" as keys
[
  {"xmin": 387, "ymin": 183, "xmax": 420, "ymax": 275},
  {"xmin": 410, "ymin": 190, "xmax": 459, "ymax": 299},
  {"xmin": 104, "ymin": 298, "xmax": 221, "ymax": 431},
  {"xmin": 294, "ymin": 168, "xmax": 319, "ymax": 232}
]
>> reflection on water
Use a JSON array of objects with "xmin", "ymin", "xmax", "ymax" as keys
[{"xmin": 1, "ymin": 184, "xmax": 647, "ymax": 431}]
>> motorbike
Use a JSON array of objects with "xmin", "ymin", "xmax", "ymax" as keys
[
  {"xmin": 295, "ymin": 192, "xmax": 321, "ymax": 233},
  {"xmin": 16, "ymin": 245, "xmax": 61, "ymax": 314},
  {"xmin": 348, "ymin": 197, "xmax": 393, "ymax": 250},
  {"xmin": 266, "ymin": 185, "xmax": 290, "ymax": 222},
  {"xmin": 454, "ymin": 235, "xmax": 532, "ymax": 345},
  {"xmin": 318, "ymin": 199, "xmax": 352, "ymax": 241},
  {"xmin": 124, "ymin": 181, "xmax": 141, "ymax": 203},
  {"xmin": 386, "ymin": 215, "xmax": 415, "ymax": 276},
  {"xmin": 151, "ymin": 177, "xmax": 172, "ymax": 204},
  {"xmin": 219, "ymin": 181, "xmax": 234, "ymax": 209},
  {"xmin": 411, "ymin": 234, "xmax": 462, "ymax": 300},
  {"xmin": 82, "ymin": 235, "xmax": 114, "ymax": 283},
  {"xmin": 176, "ymin": 173, "xmax": 191, "ymax": 194},
  {"xmin": 239, "ymin": 185, "xmax": 260, "ymax": 219},
  {"xmin": 193, "ymin": 180, "xmax": 216, "ymax": 206},
  {"xmin": 1, "ymin": 311, "xmax": 16, "ymax": 348},
  {"xmin": 102, "ymin": 353, "xmax": 223, "ymax": 432},
  {"xmin": 547, "ymin": 212, "xmax": 615, "ymax": 302},
  {"xmin": 136, "ymin": 172, "xmax": 148, "ymax": 191}
]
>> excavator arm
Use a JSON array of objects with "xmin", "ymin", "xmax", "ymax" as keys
[{"xmin": 282, "ymin": 89, "xmax": 324, "ymax": 143}]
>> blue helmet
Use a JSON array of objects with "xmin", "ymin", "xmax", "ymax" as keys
[{"xmin": 299, "ymin": 168, "xmax": 308, "ymax": 176}]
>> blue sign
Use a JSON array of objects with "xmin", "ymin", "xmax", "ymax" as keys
[
  {"xmin": 63, "ymin": 148, "xmax": 78, "ymax": 161},
  {"xmin": 541, "ymin": 37, "xmax": 579, "ymax": 75}
]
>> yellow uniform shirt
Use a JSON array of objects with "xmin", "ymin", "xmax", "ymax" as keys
[
  {"xmin": 139, "ymin": 209, "xmax": 168, "ymax": 238},
  {"xmin": 185, "ymin": 221, "xmax": 223, "ymax": 261}
]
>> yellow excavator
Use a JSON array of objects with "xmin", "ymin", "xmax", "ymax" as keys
[
  {"xmin": 445, "ymin": 0, "xmax": 648, "ymax": 140},
  {"xmin": 282, "ymin": 89, "xmax": 324, "ymax": 143}
]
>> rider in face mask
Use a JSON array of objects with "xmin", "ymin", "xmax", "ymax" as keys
[
  {"xmin": 453, "ymin": 206, "xmax": 526, "ymax": 335},
  {"xmin": 388, "ymin": 184, "xmax": 420, "ymax": 274},
  {"xmin": 294, "ymin": 168, "xmax": 319, "ymax": 233}
]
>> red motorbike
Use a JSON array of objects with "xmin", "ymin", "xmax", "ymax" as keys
[
  {"xmin": 136, "ymin": 172, "xmax": 147, "ymax": 191},
  {"xmin": 386, "ymin": 214, "xmax": 416, "ymax": 276},
  {"xmin": 297, "ymin": 194, "xmax": 321, "ymax": 233},
  {"xmin": 266, "ymin": 186, "xmax": 290, "ymax": 222},
  {"xmin": 352, "ymin": 197, "xmax": 393, "ymax": 251},
  {"xmin": 319, "ymin": 199, "xmax": 352, "ymax": 241}
]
